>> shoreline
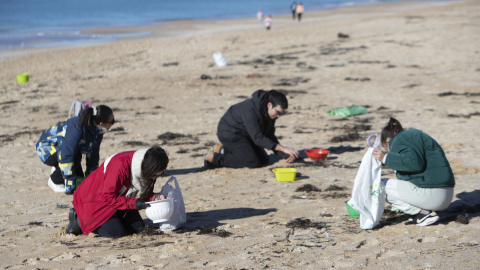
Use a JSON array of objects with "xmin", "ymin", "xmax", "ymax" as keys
[
  {"xmin": 86, "ymin": 0, "xmax": 457, "ymax": 39},
  {"xmin": 0, "ymin": 0, "xmax": 455, "ymax": 63}
]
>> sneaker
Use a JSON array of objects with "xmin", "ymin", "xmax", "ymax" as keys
[
  {"xmin": 48, "ymin": 177, "xmax": 66, "ymax": 193},
  {"xmin": 204, "ymin": 144, "xmax": 223, "ymax": 169},
  {"xmin": 415, "ymin": 211, "xmax": 439, "ymax": 227},
  {"xmin": 66, "ymin": 208, "xmax": 82, "ymax": 235}
]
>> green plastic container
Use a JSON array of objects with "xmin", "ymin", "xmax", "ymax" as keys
[
  {"xmin": 17, "ymin": 72, "xmax": 29, "ymax": 83},
  {"xmin": 345, "ymin": 200, "xmax": 360, "ymax": 218}
]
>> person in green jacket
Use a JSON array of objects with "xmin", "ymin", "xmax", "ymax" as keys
[{"xmin": 372, "ymin": 118, "xmax": 455, "ymax": 226}]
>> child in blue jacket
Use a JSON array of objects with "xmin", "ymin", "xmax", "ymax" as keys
[{"xmin": 36, "ymin": 105, "xmax": 114, "ymax": 194}]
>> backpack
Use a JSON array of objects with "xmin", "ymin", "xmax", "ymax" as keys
[{"xmin": 68, "ymin": 99, "xmax": 92, "ymax": 118}]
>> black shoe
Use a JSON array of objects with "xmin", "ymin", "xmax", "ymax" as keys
[
  {"xmin": 204, "ymin": 159, "xmax": 214, "ymax": 169},
  {"xmin": 66, "ymin": 208, "xmax": 82, "ymax": 235},
  {"xmin": 404, "ymin": 214, "xmax": 416, "ymax": 225}
]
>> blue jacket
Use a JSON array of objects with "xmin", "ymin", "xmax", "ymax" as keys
[
  {"xmin": 36, "ymin": 116, "xmax": 103, "ymax": 182},
  {"xmin": 385, "ymin": 129, "xmax": 455, "ymax": 188}
]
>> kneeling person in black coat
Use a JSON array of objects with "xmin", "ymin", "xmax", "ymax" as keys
[{"xmin": 205, "ymin": 90, "xmax": 299, "ymax": 168}]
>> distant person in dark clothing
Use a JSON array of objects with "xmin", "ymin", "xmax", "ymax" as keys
[
  {"xmin": 205, "ymin": 90, "xmax": 299, "ymax": 169},
  {"xmin": 290, "ymin": 1, "xmax": 297, "ymax": 20}
]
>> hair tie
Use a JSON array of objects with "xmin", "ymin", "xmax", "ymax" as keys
[{"xmin": 92, "ymin": 106, "xmax": 97, "ymax": 116}]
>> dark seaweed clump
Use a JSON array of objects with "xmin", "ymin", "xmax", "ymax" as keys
[
  {"xmin": 28, "ymin": 221, "xmax": 43, "ymax": 226},
  {"xmin": 157, "ymin": 132, "xmax": 199, "ymax": 145},
  {"xmin": 195, "ymin": 227, "xmax": 232, "ymax": 238},
  {"xmin": 295, "ymin": 184, "xmax": 322, "ymax": 193},
  {"xmin": 330, "ymin": 132, "xmax": 361, "ymax": 143},
  {"xmin": 321, "ymin": 192, "xmax": 349, "ymax": 199},
  {"xmin": 158, "ymin": 132, "xmax": 191, "ymax": 140},
  {"xmin": 123, "ymin": 141, "xmax": 149, "ymax": 146},
  {"xmin": 139, "ymin": 226, "xmax": 164, "ymax": 236},
  {"xmin": 324, "ymin": 184, "xmax": 347, "ymax": 191},
  {"xmin": 286, "ymin": 218, "xmax": 328, "ymax": 230}
]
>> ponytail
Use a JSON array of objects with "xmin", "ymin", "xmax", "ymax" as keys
[
  {"xmin": 380, "ymin": 117, "xmax": 404, "ymax": 149},
  {"xmin": 78, "ymin": 105, "xmax": 113, "ymax": 128},
  {"xmin": 78, "ymin": 107, "xmax": 95, "ymax": 128}
]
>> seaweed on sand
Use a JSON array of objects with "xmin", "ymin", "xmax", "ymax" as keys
[
  {"xmin": 195, "ymin": 227, "xmax": 232, "ymax": 238},
  {"xmin": 139, "ymin": 226, "xmax": 164, "ymax": 236},
  {"xmin": 330, "ymin": 132, "xmax": 362, "ymax": 143},
  {"xmin": 324, "ymin": 185, "xmax": 347, "ymax": 192},
  {"xmin": 295, "ymin": 184, "xmax": 322, "ymax": 193},
  {"xmin": 321, "ymin": 192, "xmax": 349, "ymax": 199},
  {"xmin": 157, "ymin": 132, "xmax": 200, "ymax": 145},
  {"xmin": 286, "ymin": 218, "xmax": 328, "ymax": 230},
  {"xmin": 123, "ymin": 141, "xmax": 149, "ymax": 146},
  {"xmin": 285, "ymin": 218, "xmax": 329, "ymax": 240}
]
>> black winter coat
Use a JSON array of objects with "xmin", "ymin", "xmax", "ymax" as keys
[{"xmin": 217, "ymin": 90, "xmax": 279, "ymax": 150}]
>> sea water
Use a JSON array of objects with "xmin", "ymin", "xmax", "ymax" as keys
[{"xmin": 0, "ymin": 0, "xmax": 407, "ymax": 51}]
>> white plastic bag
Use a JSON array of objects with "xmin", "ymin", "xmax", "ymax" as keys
[
  {"xmin": 158, "ymin": 176, "xmax": 186, "ymax": 231},
  {"xmin": 213, "ymin": 52, "xmax": 228, "ymax": 67},
  {"xmin": 349, "ymin": 147, "xmax": 386, "ymax": 229},
  {"xmin": 68, "ymin": 99, "xmax": 92, "ymax": 118}
]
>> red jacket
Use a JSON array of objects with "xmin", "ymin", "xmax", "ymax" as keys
[{"xmin": 72, "ymin": 150, "xmax": 155, "ymax": 234}]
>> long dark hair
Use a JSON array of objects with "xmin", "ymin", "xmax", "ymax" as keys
[
  {"xmin": 380, "ymin": 117, "xmax": 404, "ymax": 149},
  {"xmin": 78, "ymin": 105, "xmax": 113, "ymax": 128},
  {"xmin": 139, "ymin": 145, "xmax": 169, "ymax": 199}
]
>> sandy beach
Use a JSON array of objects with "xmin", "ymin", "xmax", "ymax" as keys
[{"xmin": 1, "ymin": 0, "xmax": 480, "ymax": 268}]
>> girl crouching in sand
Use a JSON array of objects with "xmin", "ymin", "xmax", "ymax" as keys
[
  {"xmin": 67, "ymin": 145, "xmax": 169, "ymax": 238},
  {"xmin": 372, "ymin": 118, "xmax": 455, "ymax": 226},
  {"xmin": 36, "ymin": 105, "xmax": 115, "ymax": 194}
]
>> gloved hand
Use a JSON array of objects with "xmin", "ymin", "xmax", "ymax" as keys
[{"xmin": 135, "ymin": 199, "xmax": 150, "ymax": 210}]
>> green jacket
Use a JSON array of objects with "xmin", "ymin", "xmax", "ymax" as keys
[{"xmin": 385, "ymin": 129, "xmax": 455, "ymax": 188}]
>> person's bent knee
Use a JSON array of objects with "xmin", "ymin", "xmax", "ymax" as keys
[
  {"xmin": 242, "ymin": 158, "xmax": 265, "ymax": 168},
  {"xmin": 96, "ymin": 226, "xmax": 127, "ymax": 238}
]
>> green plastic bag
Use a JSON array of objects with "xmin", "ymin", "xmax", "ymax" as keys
[{"xmin": 327, "ymin": 105, "xmax": 368, "ymax": 117}]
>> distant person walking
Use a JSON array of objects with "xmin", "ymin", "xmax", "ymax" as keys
[
  {"xmin": 257, "ymin": 9, "xmax": 264, "ymax": 25},
  {"xmin": 264, "ymin": 15, "xmax": 272, "ymax": 30},
  {"xmin": 290, "ymin": 2, "xmax": 297, "ymax": 20},
  {"xmin": 296, "ymin": 3, "xmax": 304, "ymax": 21}
]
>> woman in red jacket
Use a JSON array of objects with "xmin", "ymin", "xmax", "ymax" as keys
[{"xmin": 67, "ymin": 145, "xmax": 169, "ymax": 238}]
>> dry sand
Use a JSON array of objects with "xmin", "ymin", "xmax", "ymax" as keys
[{"xmin": 1, "ymin": 0, "xmax": 480, "ymax": 269}]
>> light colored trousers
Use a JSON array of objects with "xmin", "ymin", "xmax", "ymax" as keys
[{"xmin": 383, "ymin": 178, "xmax": 454, "ymax": 215}]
